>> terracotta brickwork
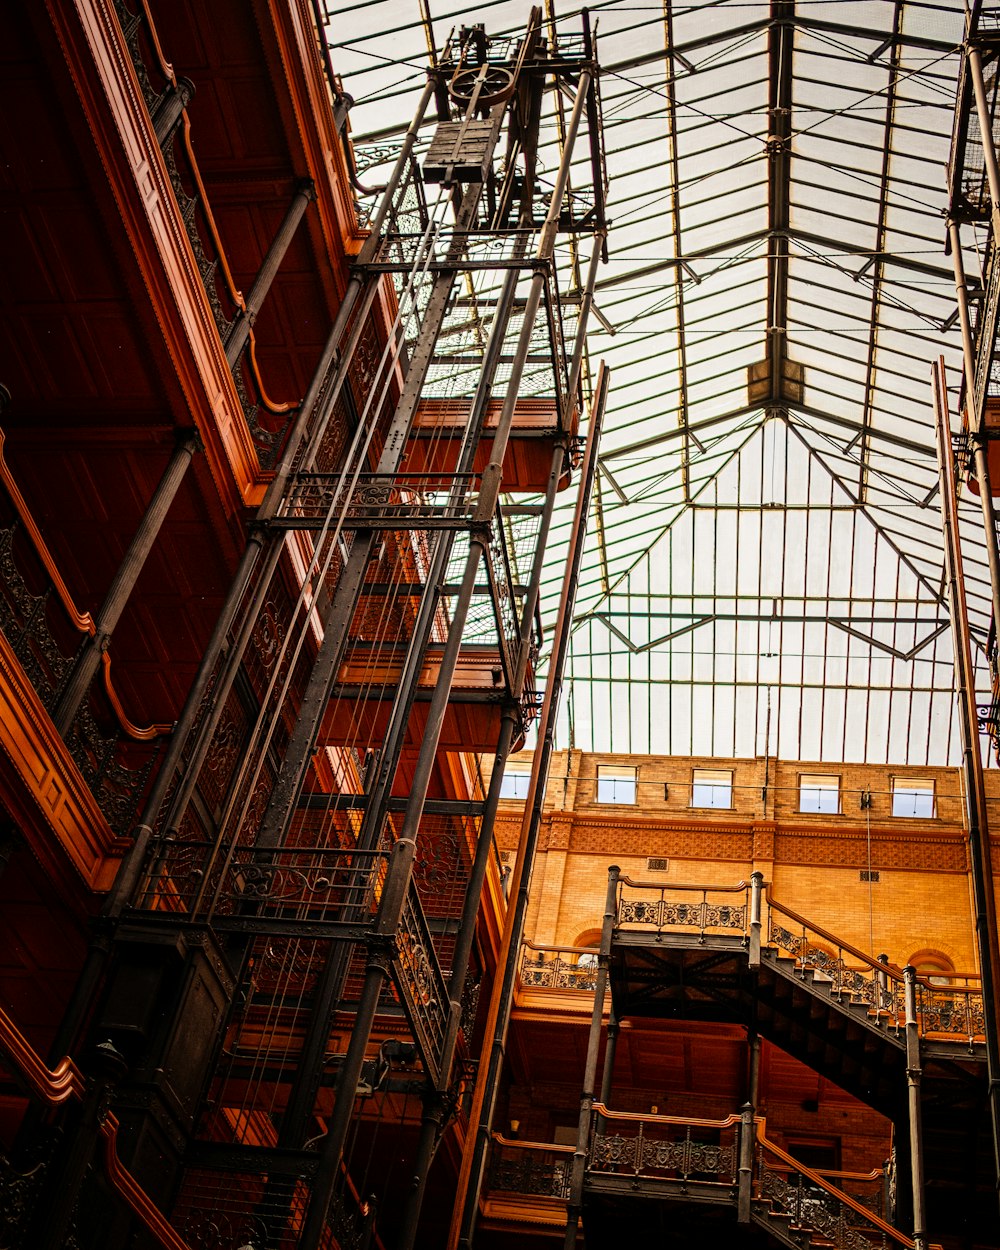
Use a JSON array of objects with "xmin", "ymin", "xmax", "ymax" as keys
[{"xmin": 492, "ymin": 750, "xmax": 995, "ymax": 973}]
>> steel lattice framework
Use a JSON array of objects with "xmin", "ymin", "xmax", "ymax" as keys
[{"xmin": 330, "ymin": 0, "xmax": 995, "ymax": 766}]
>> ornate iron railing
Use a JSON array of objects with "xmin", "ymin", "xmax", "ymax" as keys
[
  {"xmin": 275, "ymin": 471, "xmax": 482, "ymax": 530},
  {"xmin": 391, "ymin": 879, "xmax": 452, "ymax": 1086},
  {"xmin": 519, "ymin": 943, "xmax": 599, "ymax": 991},
  {"xmin": 613, "ymin": 874, "xmax": 986, "ymax": 1045},
  {"xmin": 587, "ymin": 1106, "xmax": 740, "ymax": 1187},
  {"xmin": 137, "ymin": 841, "xmax": 389, "ymax": 934},
  {"xmin": 616, "ymin": 875, "xmax": 750, "ymax": 939},
  {"xmin": 0, "ymin": 1002, "xmax": 194, "ymax": 1250},
  {"xmin": 488, "ymin": 1135, "xmax": 573, "ymax": 1200},
  {"xmin": 576, "ymin": 1105, "xmax": 931, "ymax": 1250},
  {"xmin": 754, "ymin": 1126, "xmax": 925, "ymax": 1250},
  {"xmin": 111, "ymin": 0, "xmax": 295, "ymax": 468},
  {"xmin": 766, "ymin": 897, "xmax": 985, "ymax": 1046},
  {"xmin": 0, "ymin": 511, "xmax": 160, "ymax": 836},
  {"xmin": 811, "ymin": 1167, "xmax": 889, "ymax": 1222}
]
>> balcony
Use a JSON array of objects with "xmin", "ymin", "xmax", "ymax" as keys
[{"xmin": 0, "ymin": 437, "xmax": 165, "ymax": 886}]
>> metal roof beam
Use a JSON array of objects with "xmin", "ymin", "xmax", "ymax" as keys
[{"xmin": 600, "ymin": 400, "xmax": 934, "ymax": 461}]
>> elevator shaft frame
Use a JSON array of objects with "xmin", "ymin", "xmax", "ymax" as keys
[{"xmin": 80, "ymin": 11, "xmax": 608, "ymax": 1249}]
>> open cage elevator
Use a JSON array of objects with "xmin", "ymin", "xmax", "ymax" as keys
[{"xmin": 12, "ymin": 12, "xmax": 608, "ymax": 1250}]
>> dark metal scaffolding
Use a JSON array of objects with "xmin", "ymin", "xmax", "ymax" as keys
[{"xmin": 59, "ymin": 13, "xmax": 607, "ymax": 1250}]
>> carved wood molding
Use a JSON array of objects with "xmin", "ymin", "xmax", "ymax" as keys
[
  {"xmin": 0, "ymin": 631, "xmax": 120, "ymax": 891},
  {"xmin": 51, "ymin": 0, "xmax": 267, "ymax": 510}
]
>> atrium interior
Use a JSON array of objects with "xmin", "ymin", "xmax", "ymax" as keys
[{"xmin": 0, "ymin": 2, "xmax": 999, "ymax": 1249}]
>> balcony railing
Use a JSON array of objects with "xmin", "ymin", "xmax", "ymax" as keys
[
  {"xmin": 0, "ymin": 1001, "xmax": 192, "ymax": 1250},
  {"xmin": 588, "ymin": 1106, "xmax": 740, "ymax": 1189},
  {"xmin": 0, "ymin": 435, "xmax": 166, "ymax": 837},
  {"xmin": 519, "ymin": 942, "xmax": 599, "ymax": 992},
  {"xmin": 607, "ymin": 874, "xmax": 987, "ymax": 1045},
  {"xmin": 111, "ymin": 0, "xmax": 298, "ymax": 469},
  {"xmin": 485, "ymin": 1109, "xmax": 932, "ymax": 1250},
  {"xmin": 488, "ymin": 1134, "xmax": 573, "ymax": 1201}
]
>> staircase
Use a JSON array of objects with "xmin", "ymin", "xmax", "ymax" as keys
[
  {"xmin": 606, "ymin": 873, "xmax": 991, "ymax": 1241},
  {"xmin": 578, "ymin": 1107, "xmax": 930, "ymax": 1250}
]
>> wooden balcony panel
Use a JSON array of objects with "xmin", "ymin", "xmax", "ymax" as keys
[
  {"xmin": 47, "ymin": 0, "xmax": 268, "ymax": 511},
  {"xmin": 404, "ymin": 398, "xmax": 574, "ymax": 494},
  {"xmin": 0, "ymin": 629, "xmax": 123, "ymax": 893},
  {"xmin": 966, "ymin": 397, "xmax": 1000, "ymax": 496},
  {"xmin": 324, "ymin": 644, "xmax": 522, "ymax": 752}
]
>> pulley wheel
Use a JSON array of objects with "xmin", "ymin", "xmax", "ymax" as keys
[{"xmin": 448, "ymin": 64, "xmax": 515, "ymax": 108}]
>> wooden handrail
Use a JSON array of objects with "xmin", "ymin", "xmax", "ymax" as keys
[
  {"xmin": 617, "ymin": 875, "xmax": 752, "ymax": 894},
  {"xmin": 756, "ymin": 1120, "xmax": 941, "ymax": 1250},
  {"xmin": 523, "ymin": 940, "xmax": 596, "ymax": 956},
  {"xmin": 491, "ymin": 1132, "xmax": 575, "ymax": 1154},
  {"xmin": 0, "ymin": 431, "xmax": 94, "ymax": 634},
  {"xmin": 765, "ymin": 888, "xmax": 983, "ymax": 989},
  {"xmin": 0, "ymin": 1002, "xmax": 84, "ymax": 1105},
  {"xmin": 591, "ymin": 1102, "xmax": 741, "ymax": 1131},
  {"xmin": 100, "ymin": 1115, "xmax": 194, "ymax": 1250},
  {"xmin": 814, "ymin": 1165, "xmax": 884, "ymax": 1184},
  {"xmin": 0, "ymin": 432, "xmax": 171, "ymax": 741}
]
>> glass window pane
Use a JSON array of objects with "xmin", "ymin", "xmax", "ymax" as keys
[
  {"xmin": 500, "ymin": 770, "xmax": 531, "ymax": 800},
  {"xmin": 800, "ymin": 774, "xmax": 840, "ymax": 814},
  {"xmin": 892, "ymin": 778, "xmax": 934, "ymax": 818},
  {"xmin": 691, "ymin": 768, "xmax": 732, "ymax": 808},
  {"xmin": 597, "ymin": 766, "xmax": 637, "ymax": 804}
]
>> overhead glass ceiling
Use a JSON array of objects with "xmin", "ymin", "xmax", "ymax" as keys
[{"xmin": 327, "ymin": 0, "xmax": 995, "ymax": 766}]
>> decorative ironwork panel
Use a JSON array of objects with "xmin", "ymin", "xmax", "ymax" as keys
[
  {"xmin": 618, "ymin": 890, "xmax": 746, "ymax": 933},
  {"xmin": 391, "ymin": 881, "xmax": 450, "ymax": 1085},
  {"xmin": 66, "ymin": 703, "xmax": 157, "ymax": 837},
  {"xmin": 519, "ymin": 951, "xmax": 597, "ymax": 991},
  {"xmin": 590, "ymin": 1131, "xmax": 638, "ymax": 1171},
  {"xmin": 489, "ymin": 1147, "xmax": 571, "ymax": 1199},
  {"xmin": 277, "ymin": 472, "xmax": 480, "ymax": 530},
  {"xmin": 137, "ymin": 840, "xmax": 387, "ymax": 928},
  {"xmin": 758, "ymin": 1160, "xmax": 882, "ymax": 1250},
  {"xmin": 0, "ymin": 524, "xmax": 75, "ymax": 706},
  {"xmin": 0, "ymin": 1154, "xmax": 47, "ymax": 1249},
  {"xmin": 919, "ymin": 988, "xmax": 986, "ymax": 1039}
]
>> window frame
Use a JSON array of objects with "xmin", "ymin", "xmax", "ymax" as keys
[
  {"xmin": 891, "ymin": 776, "xmax": 936, "ymax": 819},
  {"xmin": 690, "ymin": 767, "xmax": 734, "ymax": 810},
  {"xmin": 499, "ymin": 765, "xmax": 532, "ymax": 800},
  {"xmin": 596, "ymin": 764, "xmax": 638, "ymax": 805},
  {"xmin": 798, "ymin": 773, "xmax": 841, "ymax": 815}
]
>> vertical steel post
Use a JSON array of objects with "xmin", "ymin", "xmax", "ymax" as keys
[
  {"xmin": 52, "ymin": 429, "xmax": 201, "ymax": 736},
  {"xmin": 563, "ymin": 864, "xmax": 618, "ymax": 1250},
  {"xmin": 749, "ymin": 870, "xmax": 763, "ymax": 968},
  {"xmin": 903, "ymin": 966, "xmax": 927, "ymax": 1250},
  {"xmin": 395, "ymin": 709, "xmax": 519, "ymax": 1250},
  {"xmin": 598, "ymin": 1012, "xmax": 618, "ymax": 1107},
  {"xmin": 738, "ymin": 1101, "xmax": 755, "ymax": 1224},
  {"xmin": 299, "ymin": 837, "xmax": 414, "ymax": 1250},
  {"xmin": 151, "ymin": 77, "xmax": 194, "ymax": 145},
  {"xmin": 451, "ymin": 364, "xmax": 610, "ymax": 1250},
  {"xmin": 224, "ymin": 179, "xmax": 317, "ymax": 367},
  {"xmin": 946, "ymin": 218, "xmax": 1000, "ymax": 644},
  {"xmin": 932, "ymin": 357, "xmax": 1000, "ymax": 1210}
]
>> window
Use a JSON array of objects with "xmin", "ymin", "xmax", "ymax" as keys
[
  {"xmin": 499, "ymin": 766, "xmax": 531, "ymax": 800},
  {"xmin": 910, "ymin": 950, "xmax": 954, "ymax": 987},
  {"xmin": 892, "ymin": 777, "xmax": 935, "ymax": 818},
  {"xmin": 799, "ymin": 774, "xmax": 840, "ymax": 814},
  {"xmin": 597, "ymin": 764, "xmax": 637, "ymax": 804},
  {"xmin": 691, "ymin": 768, "xmax": 733, "ymax": 809}
]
